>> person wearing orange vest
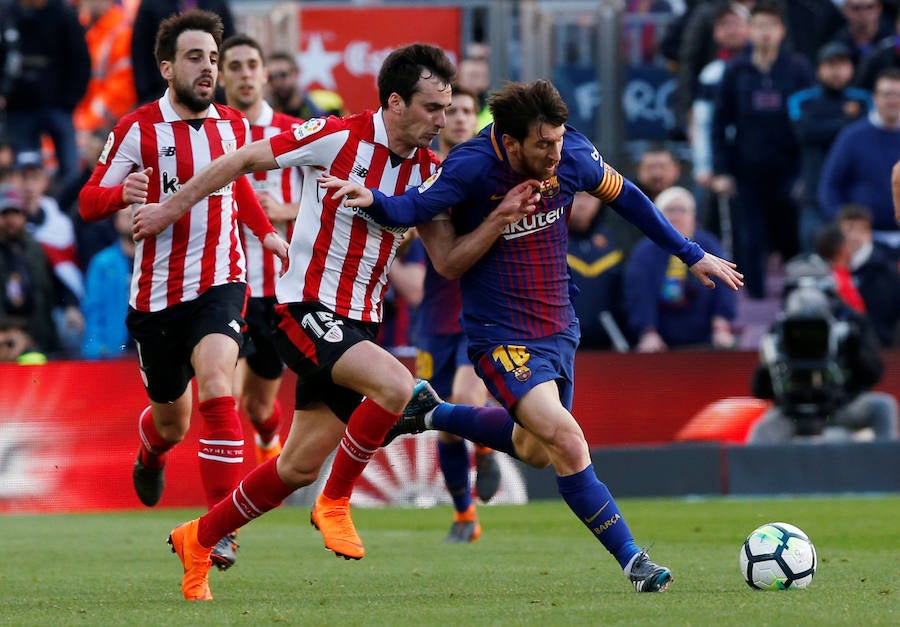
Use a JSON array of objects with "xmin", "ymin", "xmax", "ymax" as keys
[{"xmin": 73, "ymin": 0, "xmax": 137, "ymax": 136}]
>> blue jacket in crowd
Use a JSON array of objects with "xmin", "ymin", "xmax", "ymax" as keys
[
  {"xmin": 713, "ymin": 47, "xmax": 814, "ymax": 174},
  {"xmin": 818, "ymin": 112, "xmax": 900, "ymax": 231},
  {"xmin": 624, "ymin": 228, "xmax": 737, "ymax": 348}
]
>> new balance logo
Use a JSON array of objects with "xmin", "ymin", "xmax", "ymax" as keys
[
  {"xmin": 158, "ymin": 146, "xmax": 176, "ymax": 157},
  {"xmin": 351, "ymin": 164, "xmax": 369, "ymax": 178}
]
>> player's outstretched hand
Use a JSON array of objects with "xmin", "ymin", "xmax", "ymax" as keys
[
  {"xmin": 132, "ymin": 200, "xmax": 184, "ymax": 241},
  {"xmin": 689, "ymin": 252, "xmax": 744, "ymax": 290},
  {"xmin": 262, "ymin": 231, "xmax": 290, "ymax": 275},
  {"xmin": 318, "ymin": 174, "xmax": 374, "ymax": 208}
]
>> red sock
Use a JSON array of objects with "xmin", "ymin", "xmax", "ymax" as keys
[
  {"xmin": 138, "ymin": 406, "xmax": 172, "ymax": 470},
  {"xmin": 253, "ymin": 398, "xmax": 282, "ymax": 445},
  {"xmin": 197, "ymin": 457, "xmax": 293, "ymax": 547},
  {"xmin": 197, "ymin": 396, "xmax": 244, "ymax": 509},
  {"xmin": 322, "ymin": 399, "xmax": 398, "ymax": 500}
]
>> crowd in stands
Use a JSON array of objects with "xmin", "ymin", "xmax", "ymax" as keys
[{"xmin": 1, "ymin": 0, "xmax": 899, "ymax": 364}]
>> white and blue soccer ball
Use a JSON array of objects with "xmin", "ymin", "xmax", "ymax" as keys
[{"xmin": 739, "ymin": 522, "xmax": 817, "ymax": 590}]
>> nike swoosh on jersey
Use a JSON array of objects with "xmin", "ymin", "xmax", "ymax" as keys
[{"xmin": 584, "ymin": 500, "xmax": 610, "ymax": 524}]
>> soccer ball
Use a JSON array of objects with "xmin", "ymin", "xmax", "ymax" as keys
[{"xmin": 739, "ymin": 522, "xmax": 816, "ymax": 590}]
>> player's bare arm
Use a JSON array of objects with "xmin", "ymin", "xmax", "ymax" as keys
[
  {"xmin": 688, "ymin": 253, "xmax": 743, "ymax": 290},
  {"xmin": 132, "ymin": 139, "xmax": 279, "ymax": 241},
  {"xmin": 418, "ymin": 181, "xmax": 541, "ymax": 279}
]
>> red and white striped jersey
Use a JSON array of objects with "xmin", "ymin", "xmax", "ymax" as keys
[
  {"xmin": 80, "ymin": 91, "xmax": 260, "ymax": 312},
  {"xmin": 241, "ymin": 101, "xmax": 301, "ymax": 298},
  {"xmin": 269, "ymin": 110, "xmax": 439, "ymax": 323}
]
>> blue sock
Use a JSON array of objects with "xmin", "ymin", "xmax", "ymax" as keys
[
  {"xmin": 437, "ymin": 439, "xmax": 472, "ymax": 513},
  {"xmin": 431, "ymin": 404, "xmax": 518, "ymax": 459},
  {"xmin": 556, "ymin": 465, "xmax": 640, "ymax": 569}
]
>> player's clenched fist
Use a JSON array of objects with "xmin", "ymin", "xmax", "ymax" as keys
[{"xmin": 122, "ymin": 167, "xmax": 153, "ymax": 205}]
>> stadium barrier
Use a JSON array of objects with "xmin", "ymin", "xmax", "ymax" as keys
[{"xmin": 2, "ymin": 350, "xmax": 898, "ymax": 512}]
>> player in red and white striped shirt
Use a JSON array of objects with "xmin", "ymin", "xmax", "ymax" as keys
[
  {"xmin": 132, "ymin": 43, "xmax": 466, "ymax": 600},
  {"xmin": 219, "ymin": 34, "xmax": 301, "ymax": 468},
  {"xmin": 78, "ymin": 11, "xmax": 287, "ymax": 587}
]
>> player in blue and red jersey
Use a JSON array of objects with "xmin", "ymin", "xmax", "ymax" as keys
[{"xmin": 320, "ymin": 79, "xmax": 743, "ymax": 593}]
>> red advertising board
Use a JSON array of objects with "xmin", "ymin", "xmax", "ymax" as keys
[
  {"xmin": 3, "ymin": 351, "xmax": 898, "ymax": 513},
  {"xmin": 295, "ymin": 6, "xmax": 461, "ymax": 114}
]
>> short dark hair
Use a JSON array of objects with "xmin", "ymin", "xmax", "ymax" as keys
[
  {"xmin": 377, "ymin": 43, "xmax": 456, "ymax": 109},
  {"xmin": 155, "ymin": 9, "xmax": 224, "ymax": 65},
  {"xmin": 814, "ymin": 224, "xmax": 845, "ymax": 263},
  {"xmin": 266, "ymin": 51, "xmax": 297, "ymax": 70},
  {"xmin": 489, "ymin": 79, "xmax": 568, "ymax": 142},
  {"xmin": 220, "ymin": 34, "xmax": 265, "ymax": 66},
  {"xmin": 450, "ymin": 83, "xmax": 479, "ymax": 103},
  {"xmin": 875, "ymin": 67, "xmax": 900, "ymax": 86},
  {"xmin": 751, "ymin": 0, "xmax": 784, "ymax": 21},
  {"xmin": 837, "ymin": 203, "xmax": 873, "ymax": 225}
]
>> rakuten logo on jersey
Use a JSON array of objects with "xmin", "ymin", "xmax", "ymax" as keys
[{"xmin": 502, "ymin": 206, "xmax": 566, "ymax": 240}]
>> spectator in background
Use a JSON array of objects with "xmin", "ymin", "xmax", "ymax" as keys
[
  {"xmin": 13, "ymin": 152, "xmax": 84, "ymax": 352},
  {"xmin": 456, "ymin": 53, "xmax": 493, "ymax": 131},
  {"xmin": 0, "ymin": 184, "xmax": 59, "ymax": 359},
  {"xmin": 819, "ymin": 68, "xmax": 900, "ymax": 238},
  {"xmin": 831, "ymin": 0, "xmax": 894, "ymax": 70},
  {"xmin": 837, "ymin": 204, "xmax": 900, "ymax": 346},
  {"xmin": 690, "ymin": 3, "xmax": 751, "ymax": 214},
  {"xmin": 80, "ymin": 207, "xmax": 133, "ymax": 359},
  {"xmin": 854, "ymin": 11, "xmax": 900, "ymax": 89},
  {"xmin": 607, "ymin": 143, "xmax": 684, "ymax": 255},
  {"xmin": 624, "ymin": 185, "xmax": 737, "ymax": 352},
  {"xmin": 712, "ymin": 0, "xmax": 815, "ymax": 298},
  {"xmin": 59, "ymin": 129, "xmax": 119, "ymax": 270},
  {"xmin": 0, "ymin": 141, "xmax": 14, "ymax": 185},
  {"xmin": 622, "ymin": 0, "xmax": 683, "ymax": 65},
  {"xmin": 814, "ymin": 222, "xmax": 868, "ymax": 313},
  {"xmin": 788, "ymin": 42, "xmax": 872, "ymax": 253},
  {"xmin": 567, "ymin": 191, "xmax": 627, "ymax": 350},
  {"xmin": 0, "ymin": 0, "xmax": 91, "ymax": 195},
  {"xmin": 636, "ymin": 143, "xmax": 684, "ymax": 200},
  {"xmin": 130, "ymin": 0, "xmax": 235, "ymax": 104},
  {"xmin": 674, "ymin": 1, "xmax": 755, "ymax": 136},
  {"xmin": 73, "ymin": 0, "xmax": 137, "ymax": 139},
  {"xmin": 265, "ymin": 51, "xmax": 345, "ymax": 120},
  {"xmin": 781, "ymin": 0, "xmax": 846, "ymax": 63}
]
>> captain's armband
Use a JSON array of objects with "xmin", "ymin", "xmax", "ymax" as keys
[{"xmin": 589, "ymin": 163, "xmax": 624, "ymax": 203}]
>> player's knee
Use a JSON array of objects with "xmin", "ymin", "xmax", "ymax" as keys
[
  {"xmin": 243, "ymin": 396, "xmax": 272, "ymax": 424},
  {"xmin": 550, "ymin": 429, "xmax": 590, "ymax": 465},
  {"xmin": 370, "ymin": 367, "xmax": 416, "ymax": 413},
  {"xmin": 275, "ymin": 457, "xmax": 319, "ymax": 489}
]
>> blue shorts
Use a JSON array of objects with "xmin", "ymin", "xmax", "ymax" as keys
[
  {"xmin": 415, "ymin": 332, "xmax": 469, "ymax": 398},
  {"xmin": 468, "ymin": 319, "xmax": 579, "ymax": 415}
]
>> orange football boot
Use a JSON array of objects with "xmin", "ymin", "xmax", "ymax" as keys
[
  {"xmin": 310, "ymin": 494, "xmax": 366, "ymax": 560},
  {"xmin": 168, "ymin": 519, "xmax": 214, "ymax": 601}
]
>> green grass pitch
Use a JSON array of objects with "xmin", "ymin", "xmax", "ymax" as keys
[{"xmin": 3, "ymin": 496, "xmax": 897, "ymax": 625}]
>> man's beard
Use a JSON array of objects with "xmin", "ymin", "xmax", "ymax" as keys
[{"xmin": 174, "ymin": 80, "xmax": 214, "ymax": 115}]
